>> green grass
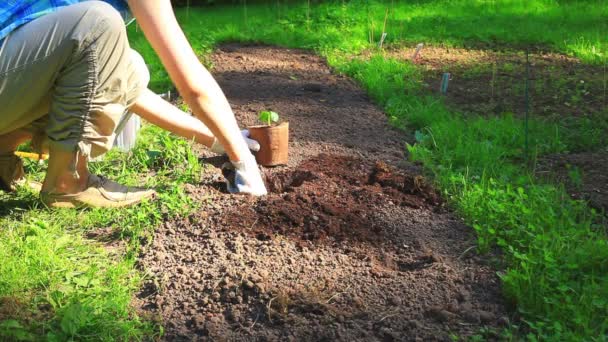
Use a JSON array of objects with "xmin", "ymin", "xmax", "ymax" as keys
[
  {"xmin": 2, "ymin": 0, "xmax": 607, "ymax": 340},
  {"xmin": 132, "ymin": 0, "xmax": 607, "ymax": 92},
  {"xmin": 0, "ymin": 126, "xmax": 201, "ymax": 340}
]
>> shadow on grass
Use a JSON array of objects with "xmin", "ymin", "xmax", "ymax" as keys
[{"xmin": 0, "ymin": 192, "xmax": 40, "ymax": 218}]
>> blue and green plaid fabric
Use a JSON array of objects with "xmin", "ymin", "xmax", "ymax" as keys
[{"xmin": 0, "ymin": 0, "xmax": 132, "ymax": 42}]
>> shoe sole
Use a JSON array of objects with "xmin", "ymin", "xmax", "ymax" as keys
[{"xmin": 43, "ymin": 191, "xmax": 157, "ymax": 209}]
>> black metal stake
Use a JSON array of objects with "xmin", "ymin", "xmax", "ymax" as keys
[{"xmin": 524, "ymin": 50, "xmax": 530, "ymax": 161}]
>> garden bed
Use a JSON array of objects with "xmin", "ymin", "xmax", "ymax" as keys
[
  {"xmin": 537, "ymin": 152, "xmax": 608, "ymax": 213},
  {"xmin": 393, "ymin": 46, "xmax": 606, "ymax": 119},
  {"xmin": 135, "ymin": 45, "xmax": 507, "ymax": 341},
  {"xmin": 380, "ymin": 45, "xmax": 608, "ymax": 214},
  {"xmin": 416, "ymin": 46, "xmax": 608, "ymax": 214}
]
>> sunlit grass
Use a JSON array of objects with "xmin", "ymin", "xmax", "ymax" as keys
[
  {"xmin": 0, "ymin": 126, "xmax": 200, "ymax": 340},
  {"xmin": 131, "ymin": 0, "xmax": 607, "ymax": 92},
  {"xmin": 2, "ymin": 0, "xmax": 607, "ymax": 340}
]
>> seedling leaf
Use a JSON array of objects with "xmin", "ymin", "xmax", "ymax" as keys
[{"xmin": 259, "ymin": 111, "xmax": 280, "ymax": 126}]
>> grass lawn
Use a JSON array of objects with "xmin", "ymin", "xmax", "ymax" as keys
[{"xmin": 1, "ymin": 0, "xmax": 607, "ymax": 340}]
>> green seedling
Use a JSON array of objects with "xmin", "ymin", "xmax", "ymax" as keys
[
  {"xmin": 259, "ymin": 110, "xmax": 280, "ymax": 126},
  {"xmin": 566, "ymin": 164, "xmax": 583, "ymax": 189}
]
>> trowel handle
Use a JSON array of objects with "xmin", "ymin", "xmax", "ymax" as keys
[{"xmin": 14, "ymin": 151, "xmax": 49, "ymax": 161}]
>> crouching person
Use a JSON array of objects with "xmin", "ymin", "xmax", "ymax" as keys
[{"xmin": 0, "ymin": 0, "xmax": 267, "ymax": 208}]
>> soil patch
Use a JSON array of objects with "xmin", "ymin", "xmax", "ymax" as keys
[
  {"xmin": 0, "ymin": 296, "xmax": 52, "ymax": 329},
  {"xmin": 381, "ymin": 45, "xmax": 607, "ymax": 119},
  {"xmin": 380, "ymin": 45, "xmax": 608, "ymax": 212},
  {"xmin": 209, "ymin": 43, "xmax": 414, "ymax": 170},
  {"xmin": 538, "ymin": 152, "xmax": 608, "ymax": 214},
  {"xmin": 225, "ymin": 154, "xmax": 441, "ymax": 247},
  {"xmin": 135, "ymin": 45, "xmax": 507, "ymax": 341}
]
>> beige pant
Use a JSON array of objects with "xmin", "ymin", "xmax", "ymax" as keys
[{"xmin": 0, "ymin": 1, "xmax": 149, "ymax": 159}]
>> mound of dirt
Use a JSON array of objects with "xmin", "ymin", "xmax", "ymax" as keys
[
  {"xmin": 135, "ymin": 45, "xmax": 507, "ymax": 341},
  {"xmin": 224, "ymin": 154, "xmax": 441, "ymax": 246}
]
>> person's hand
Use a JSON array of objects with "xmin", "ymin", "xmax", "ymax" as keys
[
  {"xmin": 211, "ymin": 129, "xmax": 260, "ymax": 155},
  {"xmin": 222, "ymin": 154, "xmax": 268, "ymax": 196}
]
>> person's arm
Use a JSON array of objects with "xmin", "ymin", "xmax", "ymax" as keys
[
  {"xmin": 126, "ymin": 0, "xmax": 249, "ymax": 162},
  {"xmin": 131, "ymin": 89, "xmax": 215, "ymax": 147},
  {"xmin": 130, "ymin": 89, "xmax": 260, "ymax": 154}
]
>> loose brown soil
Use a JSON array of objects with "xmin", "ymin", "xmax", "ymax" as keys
[
  {"xmin": 380, "ymin": 45, "xmax": 607, "ymax": 119},
  {"xmin": 227, "ymin": 154, "xmax": 441, "ymax": 247},
  {"xmin": 379, "ymin": 45, "xmax": 608, "ymax": 214},
  {"xmin": 135, "ymin": 45, "xmax": 507, "ymax": 341},
  {"xmin": 537, "ymin": 152, "xmax": 608, "ymax": 213}
]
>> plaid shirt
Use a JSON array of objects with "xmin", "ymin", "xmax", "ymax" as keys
[{"xmin": 0, "ymin": 0, "xmax": 132, "ymax": 42}]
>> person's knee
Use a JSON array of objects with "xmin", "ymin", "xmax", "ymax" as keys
[{"xmin": 84, "ymin": 1, "xmax": 126, "ymax": 39}]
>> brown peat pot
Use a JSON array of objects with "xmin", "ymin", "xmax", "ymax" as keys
[{"xmin": 248, "ymin": 122, "xmax": 289, "ymax": 166}]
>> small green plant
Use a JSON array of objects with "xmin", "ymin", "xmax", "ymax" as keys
[
  {"xmin": 258, "ymin": 110, "xmax": 280, "ymax": 126},
  {"xmin": 566, "ymin": 164, "xmax": 583, "ymax": 189}
]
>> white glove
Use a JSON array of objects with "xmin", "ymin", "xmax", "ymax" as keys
[
  {"xmin": 211, "ymin": 129, "xmax": 261, "ymax": 155},
  {"xmin": 222, "ymin": 154, "xmax": 268, "ymax": 196}
]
